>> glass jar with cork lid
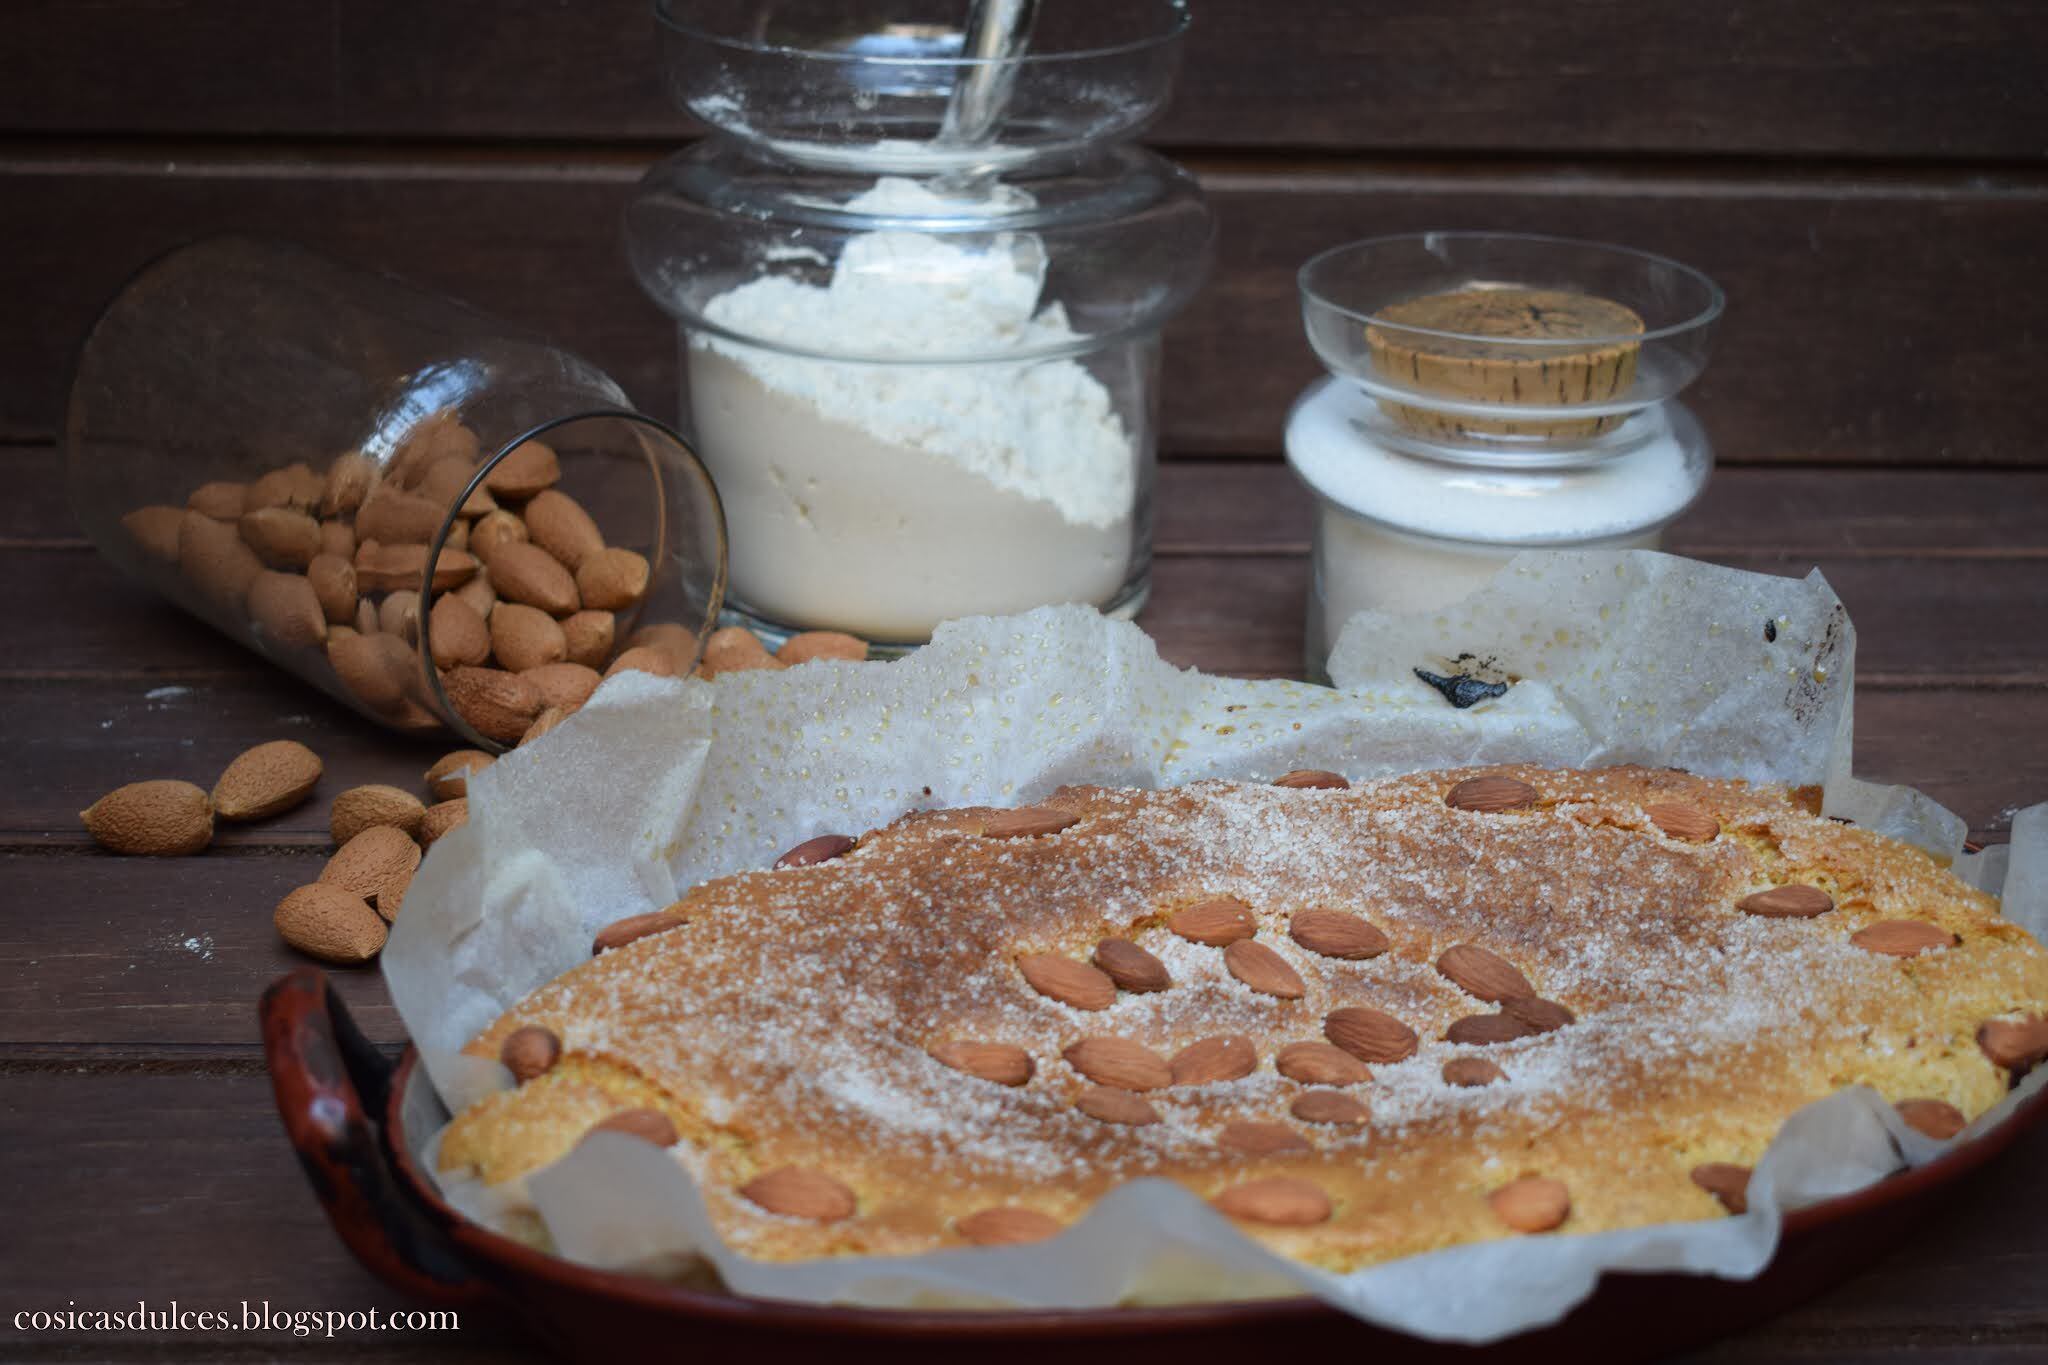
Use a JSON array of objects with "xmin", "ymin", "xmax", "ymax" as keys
[{"xmin": 1287, "ymin": 232, "xmax": 1724, "ymax": 676}]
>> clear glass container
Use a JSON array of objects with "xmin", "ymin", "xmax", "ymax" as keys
[
  {"xmin": 1287, "ymin": 233, "xmax": 1724, "ymax": 677},
  {"xmin": 627, "ymin": 0, "xmax": 1211, "ymax": 649},
  {"xmin": 67, "ymin": 238, "xmax": 728, "ymax": 750}
]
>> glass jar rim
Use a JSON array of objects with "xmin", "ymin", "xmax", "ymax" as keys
[
  {"xmin": 1298, "ymin": 231, "xmax": 1727, "ymax": 349},
  {"xmin": 653, "ymin": 0, "xmax": 1192, "ymax": 65}
]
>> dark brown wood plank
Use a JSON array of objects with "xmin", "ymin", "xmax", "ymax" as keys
[
  {"xmin": 8, "ymin": 1, "xmax": 2047, "ymax": 160},
  {"xmin": 3, "ymin": 1071, "xmax": 2047, "ymax": 1360},
  {"xmin": 7, "ymin": 160, "xmax": 2048, "ymax": 466}
]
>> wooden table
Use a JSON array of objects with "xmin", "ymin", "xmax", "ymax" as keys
[{"xmin": 3, "ymin": 446, "xmax": 2045, "ymax": 1362}]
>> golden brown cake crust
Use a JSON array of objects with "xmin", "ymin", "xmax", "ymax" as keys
[{"xmin": 438, "ymin": 764, "xmax": 2048, "ymax": 1270}]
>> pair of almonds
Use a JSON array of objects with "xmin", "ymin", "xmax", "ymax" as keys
[{"xmin": 81, "ymin": 739, "xmax": 324, "ymax": 856}]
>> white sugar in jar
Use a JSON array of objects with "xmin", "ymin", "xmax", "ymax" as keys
[{"xmin": 1288, "ymin": 233, "xmax": 1723, "ymax": 676}]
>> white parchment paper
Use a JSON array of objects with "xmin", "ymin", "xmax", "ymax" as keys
[{"xmin": 384, "ymin": 549, "xmax": 2047, "ymax": 1343}]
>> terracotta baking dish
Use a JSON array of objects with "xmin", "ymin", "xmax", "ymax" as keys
[{"xmin": 261, "ymin": 967, "xmax": 2048, "ymax": 1362}]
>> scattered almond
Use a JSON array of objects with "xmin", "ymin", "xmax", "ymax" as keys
[
  {"xmin": 574, "ymin": 547, "xmax": 649, "ymax": 612},
  {"xmin": 1850, "ymin": 919, "xmax": 1958, "ymax": 957},
  {"xmin": 329, "ymin": 784, "xmax": 426, "ymax": 844},
  {"xmin": 1169, "ymin": 1035, "xmax": 1257, "ymax": 1085},
  {"xmin": 980, "ymin": 806, "xmax": 1081, "ymax": 838},
  {"xmin": 320, "ymin": 825, "xmax": 421, "ymax": 922},
  {"xmin": 499, "ymin": 1025, "xmax": 561, "ymax": 1083},
  {"xmin": 1690, "ymin": 1162, "xmax": 1751, "ymax": 1214},
  {"xmin": 1274, "ymin": 1041, "xmax": 1371, "ymax": 1086},
  {"xmin": 592, "ymin": 908, "xmax": 686, "ymax": 954},
  {"xmin": 1075, "ymin": 1086, "xmax": 1160, "ymax": 1126},
  {"xmin": 774, "ymin": 833, "xmax": 857, "ymax": 869},
  {"xmin": 1092, "ymin": 938, "xmax": 1170, "ymax": 992},
  {"xmin": 483, "ymin": 439, "xmax": 561, "ymax": 500},
  {"xmin": 1062, "ymin": 1037, "xmax": 1171, "ymax": 1091},
  {"xmin": 740, "ymin": 1166, "xmax": 856, "ymax": 1221},
  {"xmin": 80, "ymin": 779, "xmax": 213, "ymax": 856},
  {"xmin": 1442, "ymin": 1057, "xmax": 1506, "ymax": 1087},
  {"xmin": 489, "ymin": 602, "xmax": 568, "ymax": 672},
  {"xmin": 1738, "ymin": 884, "xmax": 1834, "ymax": 918},
  {"xmin": 1435, "ymin": 943, "xmax": 1535, "ymax": 1003},
  {"xmin": 307, "ymin": 553, "xmax": 358, "ymax": 625},
  {"xmin": 927, "ymin": 1040, "xmax": 1034, "ymax": 1087},
  {"xmin": 604, "ymin": 645, "xmax": 675, "ymax": 679},
  {"xmin": 246, "ymin": 570, "xmax": 329, "ymax": 648},
  {"xmin": 1445, "ymin": 1013, "xmax": 1538, "ymax": 1046},
  {"xmin": 589, "ymin": 1108, "xmax": 679, "ymax": 1148},
  {"xmin": 274, "ymin": 883, "xmax": 386, "ymax": 964},
  {"xmin": 1324, "ymin": 1006, "xmax": 1418, "ymax": 1064},
  {"xmin": 442, "ymin": 665, "xmax": 543, "ymax": 744},
  {"xmin": 778, "ymin": 631, "xmax": 868, "ymax": 665},
  {"xmin": 956, "ymin": 1207, "xmax": 1060, "ymax": 1246},
  {"xmin": 1978, "ymin": 1016, "xmax": 2048, "ymax": 1071},
  {"xmin": 1218, "ymin": 1120, "xmax": 1310, "ymax": 1155},
  {"xmin": 212, "ymin": 740, "xmax": 322, "ymax": 822},
  {"xmin": 187, "ymin": 480, "xmax": 248, "ymax": 520},
  {"xmin": 1212, "ymin": 1179, "xmax": 1331, "ymax": 1227},
  {"xmin": 425, "ymin": 750, "xmax": 492, "ymax": 801},
  {"xmin": 1019, "ymin": 954, "xmax": 1116, "ymax": 1011},
  {"xmin": 561, "ymin": 610, "xmax": 615, "ymax": 669},
  {"xmin": 1223, "ymin": 939, "xmax": 1306, "ymax": 999},
  {"xmin": 1645, "ymin": 801, "xmax": 1720, "ymax": 842},
  {"xmin": 1290, "ymin": 1089, "xmax": 1369, "ymax": 1126},
  {"xmin": 1489, "ymin": 1176, "xmax": 1569, "ymax": 1233},
  {"xmin": 1896, "ymin": 1098, "xmax": 1967, "ymax": 1140},
  {"xmin": 420, "ymin": 797, "xmax": 468, "ymax": 847},
  {"xmin": 239, "ymin": 506, "xmax": 321, "ymax": 568},
  {"xmin": 1445, "ymin": 774, "xmax": 1539, "ymax": 813},
  {"xmin": 1273, "ymin": 769, "xmax": 1348, "ymax": 790},
  {"xmin": 1169, "ymin": 896, "xmax": 1257, "ymax": 946},
  {"xmin": 1289, "ymin": 908, "xmax": 1389, "ymax": 959},
  {"xmin": 121, "ymin": 505, "xmax": 186, "ymax": 561}
]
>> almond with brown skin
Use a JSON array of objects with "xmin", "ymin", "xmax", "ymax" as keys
[
  {"xmin": 1212, "ymin": 1179, "xmax": 1332, "ymax": 1227},
  {"xmin": 329, "ymin": 784, "xmax": 425, "ymax": 844},
  {"xmin": 239, "ymin": 506, "xmax": 322, "ymax": 567},
  {"xmin": 956, "ymin": 1207, "xmax": 1060, "ymax": 1246},
  {"xmin": 274, "ymin": 883, "xmax": 387, "ymax": 964},
  {"xmin": 1324, "ymin": 1006, "xmax": 1418, "ymax": 1064},
  {"xmin": 592, "ymin": 908, "xmax": 686, "ymax": 954},
  {"xmin": 1645, "ymin": 802, "xmax": 1720, "ymax": 842},
  {"xmin": 980, "ymin": 806, "xmax": 1080, "ymax": 838},
  {"xmin": 443, "ymin": 665, "xmax": 543, "ymax": 744},
  {"xmin": 354, "ymin": 540, "xmax": 476, "ymax": 594},
  {"xmin": 378, "ymin": 589, "xmax": 421, "ymax": 643},
  {"xmin": 468, "ymin": 509, "xmax": 529, "ymax": 564},
  {"xmin": 246, "ymin": 570, "xmax": 329, "ymax": 648},
  {"xmin": 178, "ymin": 510, "xmax": 264, "ymax": 606},
  {"xmin": 700, "ymin": 625, "xmax": 779, "ymax": 676},
  {"xmin": 778, "ymin": 631, "xmax": 869, "ymax": 665},
  {"xmin": 212, "ymin": 739, "xmax": 322, "ymax": 821},
  {"xmin": 521, "ymin": 489, "xmax": 605, "ymax": 569},
  {"xmin": 1690, "ymin": 1163, "xmax": 1751, "ymax": 1214},
  {"xmin": 575, "ymin": 547, "xmax": 650, "ymax": 612},
  {"xmin": 187, "ymin": 480, "xmax": 248, "ymax": 520},
  {"xmin": 1442, "ymin": 1057, "xmax": 1507, "ymax": 1087},
  {"xmin": 927, "ymin": 1040, "xmax": 1034, "ymax": 1087},
  {"xmin": 1502, "ymin": 996, "xmax": 1576, "ymax": 1034},
  {"xmin": 1224, "ymin": 939, "xmax": 1305, "ymax": 999},
  {"xmin": 486, "ymin": 541, "xmax": 579, "ymax": 616},
  {"xmin": 1435, "ymin": 943, "xmax": 1535, "ymax": 1003},
  {"xmin": 1445, "ymin": 1013, "xmax": 1538, "ymax": 1046},
  {"xmin": 121, "ymin": 505, "xmax": 186, "ymax": 562},
  {"xmin": 1019, "ymin": 954, "xmax": 1116, "ymax": 1011},
  {"xmin": 419, "ymin": 797, "xmax": 468, "ymax": 847},
  {"xmin": 775, "ymin": 834, "xmax": 857, "ymax": 869},
  {"xmin": 320, "ymin": 825, "xmax": 421, "ymax": 922},
  {"xmin": 1169, "ymin": 1035, "xmax": 1256, "ymax": 1085},
  {"xmin": 483, "ymin": 439, "xmax": 561, "ymax": 500},
  {"xmin": 1490, "ymin": 1177, "xmax": 1570, "ymax": 1232},
  {"xmin": 394, "ymin": 414, "xmax": 479, "ymax": 484},
  {"xmin": 518, "ymin": 705, "xmax": 574, "ymax": 746},
  {"xmin": 590, "ymin": 1108, "xmax": 679, "ymax": 1149},
  {"xmin": 522, "ymin": 661, "xmax": 602, "ymax": 712},
  {"xmin": 1896, "ymin": 1098, "xmax": 1967, "ymax": 1139},
  {"xmin": 1446, "ymin": 774, "xmax": 1538, "ymax": 812},
  {"xmin": 321, "ymin": 452, "xmax": 375, "ymax": 517},
  {"xmin": 425, "ymin": 750, "xmax": 492, "ymax": 802},
  {"xmin": 741, "ymin": 1166, "xmax": 856, "ymax": 1221},
  {"xmin": 247, "ymin": 463, "xmax": 324, "ymax": 512},
  {"xmin": 453, "ymin": 566, "xmax": 496, "ymax": 617},
  {"xmin": 1218, "ymin": 1120, "xmax": 1309, "ymax": 1155},
  {"xmin": 499, "ymin": 1026, "xmax": 561, "ymax": 1083},
  {"xmin": 1273, "ymin": 769, "xmax": 1349, "ymax": 790},
  {"xmin": 319, "ymin": 519, "xmax": 356, "ymax": 560},
  {"xmin": 354, "ymin": 486, "xmax": 446, "ymax": 545},
  {"xmin": 80, "ymin": 780, "xmax": 213, "ymax": 856},
  {"xmin": 416, "ymin": 455, "xmax": 494, "ymax": 517},
  {"xmin": 1062, "ymin": 1037, "xmax": 1171, "ymax": 1091},
  {"xmin": 561, "ymin": 610, "xmax": 615, "ymax": 669},
  {"xmin": 1169, "ymin": 896, "xmax": 1257, "ymax": 946},
  {"xmin": 1092, "ymin": 938, "xmax": 1170, "ymax": 992},
  {"xmin": 490, "ymin": 602, "xmax": 568, "ymax": 672},
  {"xmin": 425, "ymin": 592, "xmax": 492, "ymax": 671},
  {"xmin": 328, "ymin": 631, "xmax": 418, "ymax": 714},
  {"xmin": 1978, "ymin": 1016, "xmax": 2048, "ymax": 1071},
  {"xmin": 631, "ymin": 621, "xmax": 703, "ymax": 664},
  {"xmin": 1076, "ymin": 1087, "xmax": 1160, "ymax": 1126},
  {"xmin": 1850, "ymin": 920, "xmax": 1958, "ymax": 957},
  {"xmin": 1274, "ymin": 1041, "xmax": 1371, "ymax": 1086},
  {"xmin": 307, "ymin": 553, "xmax": 358, "ymax": 625},
  {"xmin": 1290, "ymin": 1090, "xmax": 1368, "ymax": 1126},
  {"xmin": 1738, "ymin": 884, "xmax": 1834, "ymax": 918},
  {"xmin": 1289, "ymin": 908, "xmax": 1389, "ymax": 960},
  {"xmin": 605, "ymin": 646, "xmax": 676, "ymax": 679}
]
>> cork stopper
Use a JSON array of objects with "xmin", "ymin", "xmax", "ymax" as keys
[{"xmin": 1365, "ymin": 286, "xmax": 1645, "ymax": 441}]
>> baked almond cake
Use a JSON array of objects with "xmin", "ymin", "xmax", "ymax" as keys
[{"xmin": 438, "ymin": 764, "xmax": 2048, "ymax": 1271}]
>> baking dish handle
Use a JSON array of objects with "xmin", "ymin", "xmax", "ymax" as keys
[{"xmin": 260, "ymin": 968, "xmax": 491, "ymax": 1309}]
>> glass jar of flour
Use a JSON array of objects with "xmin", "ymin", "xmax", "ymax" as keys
[
  {"xmin": 1288, "ymin": 233, "xmax": 1724, "ymax": 677},
  {"xmin": 627, "ymin": 0, "xmax": 1212, "ymax": 649}
]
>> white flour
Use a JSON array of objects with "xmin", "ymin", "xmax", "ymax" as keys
[{"xmin": 690, "ymin": 177, "xmax": 1136, "ymax": 640}]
